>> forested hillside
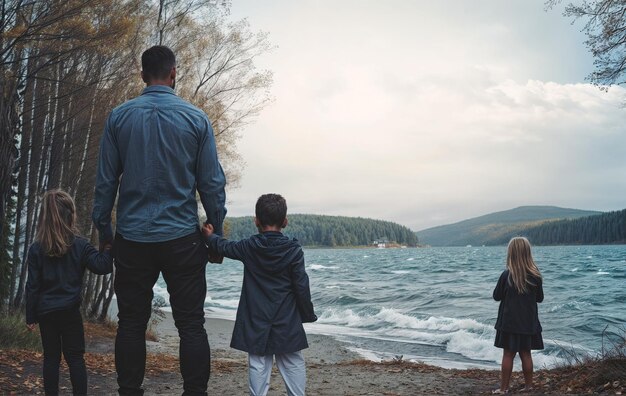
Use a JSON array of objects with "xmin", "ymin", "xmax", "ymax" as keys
[
  {"xmin": 490, "ymin": 209, "xmax": 626, "ymax": 245},
  {"xmin": 416, "ymin": 206, "xmax": 600, "ymax": 246},
  {"xmin": 225, "ymin": 215, "xmax": 419, "ymax": 247}
]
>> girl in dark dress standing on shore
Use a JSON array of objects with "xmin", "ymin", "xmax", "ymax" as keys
[{"xmin": 492, "ymin": 237, "xmax": 544, "ymax": 394}]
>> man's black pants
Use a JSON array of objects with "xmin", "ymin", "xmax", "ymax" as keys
[
  {"xmin": 38, "ymin": 307, "xmax": 87, "ymax": 395},
  {"xmin": 114, "ymin": 231, "xmax": 210, "ymax": 396}
]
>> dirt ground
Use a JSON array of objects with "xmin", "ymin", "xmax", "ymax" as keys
[{"xmin": 1, "ymin": 316, "xmax": 623, "ymax": 395}]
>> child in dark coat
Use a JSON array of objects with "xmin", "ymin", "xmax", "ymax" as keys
[
  {"xmin": 492, "ymin": 237, "xmax": 544, "ymax": 394},
  {"xmin": 203, "ymin": 193, "xmax": 317, "ymax": 396},
  {"xmin": 25, "ymin": 189, "xmax": 113, "ymax": 395}
]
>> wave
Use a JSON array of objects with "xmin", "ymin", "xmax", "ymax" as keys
[
  {"xmin": 204, "ymin": 306, "xmax": 237, "ymax": 321},
  {"xmin": 316, "ymin": 307, "xmax": 565, "ymax": 367},
  {"xmin": 318, "ymin": 307, "xmax": 491, "ymax": 334},
  {"xmin": 309, "ymin": 264, "xmax": 338, "ymax": 270},
  {"xmin": 375, "ymin": 308, "xmax": 491, "ymax": 332},
  {"xmin": 445, "ymin": 329, "xmax": 501, "ymax": 363},
  {"xmin": 547, "ymin": 300, "xmax": 592, "ymax": 313},
  {"xmin": 391, "ymin": 270, "xmax": 411, "ymax": 274},
  {"xmin": 205, "ymin": 295, "xmax": 239, "ymax": 309},
  {"xmin": 153, "ymin": 284, "xmax": 169, "ymax": 301},
  {"xmin": 319, "ymin": 307, "xmax": 491, "ymax": 332},
  {"xmin": 315, "ymin": 307, "xmax": 572, "ymax": 367}
]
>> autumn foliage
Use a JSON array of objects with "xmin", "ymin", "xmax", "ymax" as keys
[{"xmin": 0, "ymin": 0, "xmax": 273, "ymax": 320}]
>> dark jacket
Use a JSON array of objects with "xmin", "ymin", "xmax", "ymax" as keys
[
  {"xmin": 25, "ymin": 237, "xmax": 113, "ymax": 324},
  {"xmin": 493, "ymin": 269, "xmax": 543, "ymax": 335},
  {"xmin": 206, "ymin": 231, "xmax": 317, "ymax": 355}
]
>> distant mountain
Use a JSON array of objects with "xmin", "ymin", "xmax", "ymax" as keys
[
  {"xmin": 416, "ymin": 206, "xmax": 602, "ymax": 246},
  {"xmin": 225, "ymin": 214, "xmax": 418, "ymax": 247}
]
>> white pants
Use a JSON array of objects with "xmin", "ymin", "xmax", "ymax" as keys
[{"xmin": 248, "ymin": 351, "xmax": 306, "ymax": 396}]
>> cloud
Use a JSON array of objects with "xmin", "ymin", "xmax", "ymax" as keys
[
  {"xmin": 225, "ymin": 1, "xmax": 626, "ymax": 230},
  {"xmin": 228, "ymin": 67, "xmax": 626, "ymax": 230}
]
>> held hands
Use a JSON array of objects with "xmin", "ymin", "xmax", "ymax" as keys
[
  {"xmin": 99, "ymin": 240, "xmax": 113, "ymax": 253},
  {"xmin": 202, "ymin": 223, "xmax": 224, "ymax": 264},
  {"xmin": 202, "ymin": 223, "xmax": 214, "ymax": 238},
  {"xmin": 26, "ymin": 323, "xmax": 37, "ymax": 332}
]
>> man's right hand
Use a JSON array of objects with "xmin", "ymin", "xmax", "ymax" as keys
[
  {"xmin": 202, "ymin": 223, "xmax": 223, "ymax": 263},
  {"xmin": 202, "ymin": 223, "xmax": 214, "ymax": 238}
]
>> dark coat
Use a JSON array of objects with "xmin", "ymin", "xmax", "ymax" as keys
[
  {"xmin": 493, "ymin": 269, "xmax": 543, "ymax": 335},
  {"xmin": 25, "ymin": 237, "xmax": 113, "ymax": 324},
  {"xmin": 206, "ymin": 231, "xmax": 317, "ymax": 355}
]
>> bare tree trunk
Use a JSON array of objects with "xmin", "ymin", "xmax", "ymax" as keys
[
  {"xmin": 98, "ymin": 269, "xmax": 116, "ymax": 323},
  {"xmin": 13, "ymin": 64, "xmax": 52, "ymax": 308},
  {"xmin": 9, "ymin": 55, "xmax": 36, "ymax": 305},
  {"xmin": 46, "ymin": 61, "xmax": 66, "ymax": 189}
]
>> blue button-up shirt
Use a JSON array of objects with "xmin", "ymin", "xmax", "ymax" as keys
[{"xmin": 92, "ymin": 85, "xmax": 226, "ymax": 243}]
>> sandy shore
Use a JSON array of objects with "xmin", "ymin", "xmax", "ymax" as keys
[
  {"xmin": 148, "ymin": 311, "xmax": 360, "ymax": 364},
  {"xmin": 137, "ymin": 311, "xmax": 499, "ymax": 395}
]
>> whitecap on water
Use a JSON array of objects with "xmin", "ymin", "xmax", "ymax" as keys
[
  {"xmin": 445, "ymin": 330, "xmax": 501, "ymax": 363},
  {"xmin": 309, "ymin": 264, "xmax": 338, "ymax": 270},
  {"xmin": 317, "ymin": 308, "xmax": 367, "ymax": 327},
  {"xmin": 548, "ymin": 300, "xmax": 591, "ymax": 313},
  {"xmin": 153, "ymin": 284, "xmax": 169, "ymax": 300},
  {"xmin": 373, "ymin": 308, "xmax": 491, "ymax": 333}
]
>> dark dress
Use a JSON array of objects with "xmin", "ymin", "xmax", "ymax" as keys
[
  {"xmin": 493, "ymin": 270, "xmax": 544, "ymax": 352},
  {"xmin": 205, "ymin": 231, "xmax": 317, "ymax": 355}
]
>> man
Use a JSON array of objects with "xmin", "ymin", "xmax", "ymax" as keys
[{"xmin": 92, "ymin": 45, "xmax": 226, "ymax": 396}]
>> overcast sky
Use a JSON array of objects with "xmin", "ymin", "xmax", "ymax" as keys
[{"xmin": 223, "ymin": 0, "xmax": 626, "ymax": 231}]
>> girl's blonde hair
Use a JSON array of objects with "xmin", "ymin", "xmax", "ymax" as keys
[
  {"xmin": 36, "ymin": 189, "xmax": 78, "ymax": 257},
  {"xmin": 506, "ymin": 237, "xmax": 542, "ymax": 294}
]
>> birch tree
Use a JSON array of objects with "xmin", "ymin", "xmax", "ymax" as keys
[{"xmin": 1, "ymin": 0, "xmax": 273, "ymax": 320}]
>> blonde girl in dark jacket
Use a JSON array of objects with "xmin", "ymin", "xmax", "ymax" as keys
[
  {"xmin": 492, "ymin": 237, "xmax": 544, "ymax": 394},
  {"xmin": 25, "ymin": 189, "xmax": 112, "ymax": 395}
]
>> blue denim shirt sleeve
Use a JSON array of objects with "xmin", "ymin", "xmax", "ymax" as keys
[
  {"xmin": 92, "ymin": 114, "xmax": 121, "ymax": 243},
  {"xmin": 197, "ymin": 117, "xmax": 227, "ymax": 236}
]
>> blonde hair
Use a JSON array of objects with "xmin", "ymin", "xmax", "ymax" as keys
[
  {"xmin": 506, "ymin": 237, "xmax": 542, "ymax": 294},
  {"xmin": 35, "ymin": 189, "xmax": 78, "ymax": 257}
]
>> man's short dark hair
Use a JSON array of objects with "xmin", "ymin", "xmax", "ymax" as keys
[
  {"xmin": 255, "ymin": 194, "xmax": 287, "ymax": 227},
  {"xmin": 141, "ymin": 46, "xmax": 176, "ymax": 82}
]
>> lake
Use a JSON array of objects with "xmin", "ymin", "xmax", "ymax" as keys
[{"xmin": 154, "ymin": 244, "xmax": 626, "ymax": 369}]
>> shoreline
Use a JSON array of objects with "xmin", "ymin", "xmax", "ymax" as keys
[
  {"xmin": 2, "ymin": 308, "xmax": 623, "ymax": 394},
  {"xmin": 90, "ymin": 311, "xmax": 626, "ymax": 395},
  {"xmin": 149, "ymin": 310, "xmax": 362, "ymax": 364},
  {"xmin": 141, "ymin": 311, "xmax": 504, "ymax": 395}
]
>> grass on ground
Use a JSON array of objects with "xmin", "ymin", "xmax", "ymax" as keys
[{"xmin": 0, "ymin": 311, "xmax": 41, "ymax": 351}]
